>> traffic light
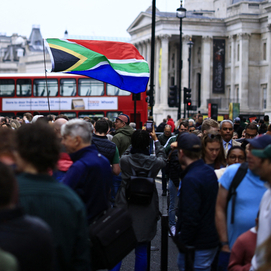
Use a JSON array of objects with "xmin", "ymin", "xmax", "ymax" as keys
[
  {"xmin": 183, "ymin": 87, "xmax": 192, "ymax": 105},
  {"xmin": 168, "ymin": 85, "xmax": 178, "ymax": 107},
  {"xmin": 145, "ymin": 89, "xmax": 154, "ymax": 107}
]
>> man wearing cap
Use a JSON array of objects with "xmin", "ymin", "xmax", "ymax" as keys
[
  {"xmin": 215, "ymin": 135, "xmax": 271, "ymax": 270},
  {"xmin": 176, "ymin": 133, "xmax": 219, "ymax": 271},
  {"xmin": 112, "ymin": 113, "xmax": 134, "ymax": 157},
  {"xmin": 250, "ymin": 144, "xmax": 271, "ymax": 270}
]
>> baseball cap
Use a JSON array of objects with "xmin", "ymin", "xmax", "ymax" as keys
[
  {"xmin": 246, "ymin": 134, "xmax": 271, "ymax": 149},
  {"xmin": 178, "ymin": 132, "xmax": 201, "ymax": 152},
  {"xmin": 115, "ymin": 114, "xmax": 130, "ymax": 124},
  {"xmin": 252, "ymin": 144, "xmax": 271, "ymax": 158}
]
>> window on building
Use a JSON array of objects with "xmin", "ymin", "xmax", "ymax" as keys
[
  {"xmin": 78, "ymin": 79, "xmax": 104, "ymax": 96},
  {"xmin": 107, "ymin": 84, "xmax": 130, "ymax": 96},
  {"xmin": 16, "ymin": 79, "xmax": 31, "ymax": 96},
  {"xmin": 237, "ymin": 44, "xmax": 240, "ymax": 61},
  {"xmin": 263, "ymin": 42, "xmax": 267, "ymax": 60},
  {"xmin": 60, "ymin": 79, "xmax": 76, "ymax": 96},
  {"xmin": 263, "ymin": 86, "xmax": 267, "ymax": 109},
  {"xmin": 0, "ymin": 79, "xmax": 15, "ymax": 96},
  {"xmin": 236, "ymin": 87, "xmax": 239, "ymax": 103},
  {"xmin": 229, "ymin": 45, "xmax": 231, "ymax": 62},
  {"xmin": 33, "ymin": 79, "xmax": 58, "ymax": 96}
]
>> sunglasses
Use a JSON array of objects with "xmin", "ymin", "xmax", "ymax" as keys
[{"xmin": 207, "ymin": 133, "xmax": 221, "ymax": 140}]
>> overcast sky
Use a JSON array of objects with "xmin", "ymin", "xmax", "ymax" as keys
[{"xmin": 1, "ymin": 0, "xmax": 180, "ymax": 39}]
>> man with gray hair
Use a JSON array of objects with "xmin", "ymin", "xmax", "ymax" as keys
[
  {"xmin": 61, "ymin": 119, "xmax": 112, "ymax": 224},
  {"xmin": 220, "ymin": 120, "xmax": 241, "ymax": 157}
]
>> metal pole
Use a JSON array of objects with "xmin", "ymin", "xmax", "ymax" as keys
[
  {"xmin": 160, "ymin": 215, "xmax": 168, "ymax": 271},
  {"xmin": 134, "ymin": 97, "xmax": 137, "ymax": 128},
  {"xmin": 149, "ymin": 0, "xmax": 156, "ymax": 117},
  {"xmin": 179, "ymin": 18, "xmax": 183, "ymax": 120},
  {"xmin": 188, "ymin": 41, "xmax": 192, "ymax": 118}
]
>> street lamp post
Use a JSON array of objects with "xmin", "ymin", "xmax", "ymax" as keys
[
  {"xmin": 176, "ymin": 1, "xmax": 186, "ymax": 120},
  {"xmin": 187, "ymin": 37, "xmax": 194, "ymax": 118}
]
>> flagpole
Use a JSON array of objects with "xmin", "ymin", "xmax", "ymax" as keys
[
  {"xmin": 149, "ymin": 0, "xmax": 156, "ymax": 117},
  {"xmin": 43, "ymin": 39, "xmax": 51, "ymax": 114}
]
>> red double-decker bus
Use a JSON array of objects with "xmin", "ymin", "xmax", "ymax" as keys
[{"xmin": 0, "ymin": 73, "xmax": 148, "ymax": 125}]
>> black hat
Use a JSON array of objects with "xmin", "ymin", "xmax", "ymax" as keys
[{"xmin": 178, "ymin": 132, "xmax": 201, "ymax": 152}]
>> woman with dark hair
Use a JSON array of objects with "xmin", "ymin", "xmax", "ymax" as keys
[
  {"xmin": 215, "ymin": 146, "xmax": 246, "ymax": 180},
  {"xmin": 202, "ymin": 132, "xmax": 226, "ymax": 169},
  {"xmin": 112, "ymin": 128, "xmax": 166, "ymax": 271}
]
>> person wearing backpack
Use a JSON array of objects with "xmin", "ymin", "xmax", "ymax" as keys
[
  {"xmin": 215, "ymin": 135, "xmax": 271, "ymax": 271},
  {"xmin": 111, "ymin": 128, "xmax": 166, "ymax": 271}
]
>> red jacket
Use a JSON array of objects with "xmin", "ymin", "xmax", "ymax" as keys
[{"xmin": 167, "ymin": 118, "xmax": 175, "ymax": 132}]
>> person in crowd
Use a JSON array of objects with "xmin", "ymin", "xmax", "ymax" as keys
[
  {"xmin": 156, "ymin": 118, "xmax": 167, "ymax": 132},
  {"xmin": 52, "ymin": 118, "xmax": 73, "ymax": 181},
  {"xmin": 61, "ymin": 119, "xmax": 112, "ymax": 223},
  {"xmin": 201, "ymin": 118, "xmax": 219, "ymax": 135},
  {"xmin": 15, "ymin": 121, "xmax": 90, "ymax": 271},
  {"xmin": 249, "ymin": 144, "xmax": 271, "ymax": 270},
  {"xmin": 92, "ymin": 119, "xmax": 120, "ymax": 176},
  {"xmin": 215, "ymin": 135, "xmax": 271, "ymax": 271},
  {"xmin": 264, "ymin": 115, "xmax": 269, "ymax": 126},
  {"xmin": 111, "ymin": 128, "xmax": 166, "ymax": 271},
  {"xmin": 232, "ymin": 132, "xmax": 238, "ymax": 139},
  {"xmin": 167, "ymin": 115, "xmax": 175, "ymax": 133},
  {"xmin": 0, "ymin": 162, "xmax": 54, "ymax": 271},
  {"xmin": 129, "ymin": 122, "xmax": 136, "ymax": 130},
  {"xmin": 220, "ymin": 120, "xmax": 241, "ymax": 158},
  {"xmin": 266, "ymin": 124, "xmax": 271, "ymax": 136},
  {"xmin": 195, "ymin": 114, "xmax": 203, "ymax": 128},
  {"xmin": 176, "ymin": 132, "xmax": 219, "ymax": 270},
  {"xmin": 236, "ymin": 123, "xmax": 258, "ymax": 149},
  {"xmin": 55, "ymin": 114, "xmax": 69, "ymax": 121},
  {"xmin": 112, "ymin": 113, "xmax": 134, "ymax": 157},
  {"xmin": 188, "ymin": 118, "xmax": 195, "ymax": 128},
  {"xmin": 22, "ymin": 112, "xmax": 33, "ymax": 123},
  {"xmin": 228, "ymin": 214, "xmax": 258, "ymax": 271},
  {"xmin": 164, "ymin": 121, "xmax": 189, "ymax": 155},
  {"xmin": 111, "ymin": 114, "xmax": 134, "ymax": 200},
  {"xmin": 189, "ymin": 125, "xmax": 196, "ymax": 133},
  {"xmin": 0, "ymin": 128, "xmax": 16, "ymax": 168},
  {"xmin": 201, "ymin": 132, "xmax": 226, "ymax": 169},
  {"xmin": 215, "ymin": 146, "xmax": 246, "ymax": 180},
  {"xmin": 0, "ymin": 249, "xmax": 18, "ymax": 271},
  {"xmin": 10, "ymin": 119, "xmax": 21, "ymax": 129},
  {"xmin": 167, "ymin": 133, "xmax": 182, "ymax": 236},
  {"xmin": 258, "ymin": 121, "xmax": 267, "ymax": 135},
  {"xmin": 158, "ymin": 124, "xmax": 172, "ymax": 196},
  {"xmin": 233, "ymin": 117, "xmax": 244, "ymax": 138}
]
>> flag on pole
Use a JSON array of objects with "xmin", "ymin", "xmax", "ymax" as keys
[{"xmin": 46, "ymin": 38, "xmax": 149, "ymax": 94}]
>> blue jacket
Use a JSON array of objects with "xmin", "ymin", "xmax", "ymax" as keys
[
  {"xmin": 176, "ymin": 159, "xmax": 219, "ymax": 250},
  {"xmin": 62, "ymin": 145, "xmax": 112, "ymax": 223}
]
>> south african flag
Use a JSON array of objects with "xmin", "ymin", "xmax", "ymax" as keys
[{"xmin": 46, "ymin": 38, "xmax": 150, "ymax": 94}]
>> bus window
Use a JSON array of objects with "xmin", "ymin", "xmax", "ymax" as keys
[
  {"xmin": 16, "ymin": 79, "xmax": 32, "ymax": 96},
  {"xmin": 60, "ymin": 112, "xmax": 77, "ymax": 119},
  {"xmin": 33, "ymin": 79, "xmax": 58, "ymax": 96},
  {"xmin": 78, "ymin": 79, "xmax": 104, "ymax": 96},
  {"xmin": 60, "ymin": 79, "xmax": 76, "ymax": 96},
  {"xmin": 107, "ymin": 111, "xmax": 122, "ymax": 121},
  {"xmin": 107, "ymin": 84, "xmax": 130, "ymax": 96},
  {"xmin": 0, "ymin": 79, "xmax": 15, "ymax": 97},
  {"xmin": 78, "ymin": 112, "xmax": 104, "ymax": 119}
]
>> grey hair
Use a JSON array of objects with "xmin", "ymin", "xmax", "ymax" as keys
[
  {"xmin": 61, "ymin": 119, "xmax": 94, "ymax": 144},
  {"xmin": 165, "ymin": 124, "xmax": 171, "ymax": 130},
  {"xmin": 220, "ymin": 119, "xmax": 234, "ymax": 129},
  {"xmin": 188, "ymin": 119, "xmax": 195, "ymax": 125}
]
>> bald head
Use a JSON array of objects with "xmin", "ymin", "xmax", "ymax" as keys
[{"xmin": 54, "ymin": 118, "xmax": 67, "ymax": 139}]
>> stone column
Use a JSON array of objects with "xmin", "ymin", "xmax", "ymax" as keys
[
  {"xmin": 142, "ymin": 41, "xmax": 147, "ymax": 60},
  {"xmin": 160, "ymin": 35, "xmax": 170, "ymax": 107},
  {"xmin": 201, "ymin": 36, "xmax": 212, "ymax": 109},
  {"xmin": 182, "ymin": 35, "xmax": 190, "ymax": 91},
  {"xmin": 266, "ymin": 25, "xmax": 271, "ymax": 111},
  {"xmin": 229, "ymin": 35, "xmax": 236, "ymax": 102},
  {"xmin": 155, "ymin": 37, "xmax": 161, "ymax": 105},
  {"xmin": 239, "ymin": 33, "xmax": 250, "ymax": 111}
]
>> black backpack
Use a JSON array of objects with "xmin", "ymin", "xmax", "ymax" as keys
[
  {"xmin": 226, "ymin": 162, "xmax": 248, "ymax": 224},
  {"xmin": 126, "ymin": 168, "xmax": 155, "ymax": 205}
]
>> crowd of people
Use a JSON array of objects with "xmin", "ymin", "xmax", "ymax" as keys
[{"xmin": 0, "ymin": 111, "xmax": 271, "ymax": 271}]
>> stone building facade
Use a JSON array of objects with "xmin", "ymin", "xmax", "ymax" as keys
[{"xmin": 128, "ymin": 0, "xmax": 271, "ymax": 123}]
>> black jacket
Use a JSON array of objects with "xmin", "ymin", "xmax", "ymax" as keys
[
  {"xmin": 168, "ymin": 149, "xmax": 182, "ymax": 187},
  {"xmin": 0, "ymin": 207, "xmax": 54, "ymax": 271}
]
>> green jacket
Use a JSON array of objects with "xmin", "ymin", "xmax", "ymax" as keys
[
  {"xmin": 164, "ymin": 135, "xmax": 177, "ymax": 155},
  {"xmin": 112, "ymin": 125, "xmax": 134, "ymax": 157}
]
